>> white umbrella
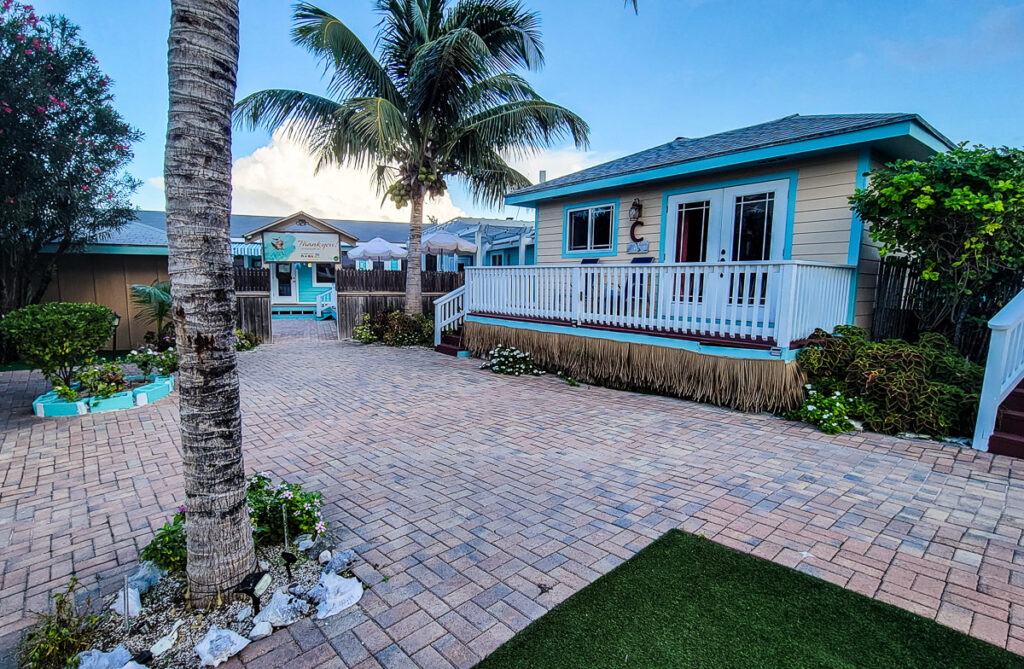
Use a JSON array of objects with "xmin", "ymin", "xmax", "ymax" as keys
[
  {"xmin": 346, "ymin": 237, "xmax": 408, "ymax": 261},
  {"xmin": 421, "ymin": 230, "xmax": 478, "ymax": 255}
]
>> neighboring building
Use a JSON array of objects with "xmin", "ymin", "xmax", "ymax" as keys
[
  {"xmin": 439, "ymin": 114, "xmax": 955, "ymax": 412},
  {"xmin": 40, "ymin": 210, "xmax": 534, "ymax": 346}
]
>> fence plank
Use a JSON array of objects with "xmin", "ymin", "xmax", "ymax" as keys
[
  {"xmin": 233, "ymin": 267, "xmax": 270, "ymax": 292},
  {"xmin": 236, "ymin": 295, "xmax": 272, "ymax": 343},
  {"xmin": 335, "ymin": 269, "xmax": 463, "ymax": 293}
]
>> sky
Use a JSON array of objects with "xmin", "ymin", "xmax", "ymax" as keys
[{"xmin": 26, "ymin": 0, "xmax": 1024, "ymax": 223}]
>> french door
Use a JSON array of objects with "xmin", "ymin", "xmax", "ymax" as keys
[{"xmin": 663, "ymin": 179, "xmax": 789, "ymax": 332}]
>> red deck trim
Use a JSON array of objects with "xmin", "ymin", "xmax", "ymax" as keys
[{"xmin": 468, "ymin": 312, "xmax": 779, "ymax": 350}]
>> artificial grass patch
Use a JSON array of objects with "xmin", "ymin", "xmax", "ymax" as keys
[{"xmin": 479, "ymin": 530, "xmax": 1023, "ymax": 668}]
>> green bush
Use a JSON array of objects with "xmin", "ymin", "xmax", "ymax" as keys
[
  {"xmin": 785, "ymin": 386, "xmax": 860, "ymax": 435},
  {"xmin": 234, "ymin": 329, "xmax": 261, "ymax": 351},
  {"xmin": 352, "ymin": 311, "xmax": 433, "ymax": 346},
  {"xmin": 19, "ymin": 576, "xmax": 98, "ymax": 669},
  {"xmin": 246, "ymin": 473, "xmax": 325, "ymax": 546},
  {"xmin": 0, "ymin": 302, "xmax": 116, "ymax": 387},
  {"xmin": 795, "ymin": 327, "xmax": 983, "ymax": 437},
  {"xmin": 140, "ymin": 509, "xmax": 187, "ymax": 573}
]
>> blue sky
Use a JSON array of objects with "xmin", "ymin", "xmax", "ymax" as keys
[{"xmin": 28, "ymin": 0, "xmax": 1024, "ymax": 220}]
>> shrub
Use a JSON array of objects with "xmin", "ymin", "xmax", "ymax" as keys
[
  {"xmin": 0, "ymin": 303, "xmax": 115, "ymax": 387},
  {"xmin": 140, "ymin": 509, "xmax": 187, "ymax": 573},
  {"xmin": 76, "ymin": 362, "xmax": 126, "ymax": 403},
  {"xmin": 234, "ymin": 329, "xmax": 261, "ymax": 351},
  {"xmin": 481, "ymin": 345, "xmax": 545, "ymax": 377},
  {"xmin": 245, "ymin": 473, "xmax": 325, "ymax": 546},
  {"xmin": 785, "ymin": 386, "xmax": 859, "ymax": 435},
  {"xmin": 352, "ymin": 311, "xmax": 433, "ymax": 346},
  {"xmin": 19, "ymin": 576, "xmax": 98, "ymax": 669},
  {"xmin": 122, "ymin": 347, "xmax": 178, "ymax": 378},
  {"xmin": 795, "ymin": 327, "xmax": 983, "ymax": 437},
  {"xmin": 143, "ymin": 330, "xmax": 176, "ymax": 352}
]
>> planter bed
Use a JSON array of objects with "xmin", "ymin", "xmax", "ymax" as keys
[{"xmin": 32, "ymin": 374, "xmax": 175, "ymax": 417}]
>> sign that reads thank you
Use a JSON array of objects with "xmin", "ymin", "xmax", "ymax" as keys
[{"xmin": 262, "ymin": 232, "xmax": 340, "ymax": 263}]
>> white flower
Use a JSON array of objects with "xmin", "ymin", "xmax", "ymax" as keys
[
  {"xmin": 804, "ymin": 384, "xmax": 812, "ymax": 389},
  {"xmin": 806, "ymin": 405, "xmax": 816, "ymax": 412}
]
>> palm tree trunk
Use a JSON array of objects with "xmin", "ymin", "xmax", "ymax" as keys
[
  {"xmin": 165, "ymin": 0, "xmax": 254, "ymax": 608},
  {"xmin": 405, "ymin": 188, "xmax": 424, "ymax": 315}
]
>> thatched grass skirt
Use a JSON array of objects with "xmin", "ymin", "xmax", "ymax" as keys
[{"xmin": 465, "ymin": 321, "xmax": 805, "ymax": 414}]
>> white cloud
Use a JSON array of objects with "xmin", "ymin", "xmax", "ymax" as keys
[
  {"xmin": 504, "ymin": 147, "xmax": 620, "ymax": 186},
  {"xmin": 146, "ymin": 127, "xmax": 465, "ymax": 222}
]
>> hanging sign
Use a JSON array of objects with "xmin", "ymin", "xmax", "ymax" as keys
[{"xmin": 262, "ymin": 232, "xmax": 340, "ymax": 263}]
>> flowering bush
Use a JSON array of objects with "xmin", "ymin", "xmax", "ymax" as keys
[
  {"xmin": 234, "ymin": 329, "xmax": 261, "ymax": 351},
  {"xmin": 246, "ymin": 473, "xmax": 325, "ymax": 546},
  {"xmin": 123, "ymin": 347, "xmax": 177, "ymax": 377},
  {"xmin": 143, "ymin": 329, "xmax": 175, "ymax": 352},
  {"xmin": 481, "ymin": 345, "xmax": 545, "ymax": 377},
  {"xmin": 786, "ymin": 385, "xmax": 859, "ymax": 435},
  {"xmin": 75, "ymin": 361, "xmax": 126, "ymax": 403}
]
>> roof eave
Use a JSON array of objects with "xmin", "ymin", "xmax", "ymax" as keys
[{"xmin": 505, "ymin": 119, "xmax": 953, "ymax": 207}]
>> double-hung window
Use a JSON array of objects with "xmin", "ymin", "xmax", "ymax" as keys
[
  {"xmin": 312, "ymin": 263, "xmax": 336, "ymax": 286},
  {"xmin": 566, "ymin": 204, "xmax": 615, "ymax": 254}
]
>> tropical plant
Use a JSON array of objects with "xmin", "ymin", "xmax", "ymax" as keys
[
  {"xmin": 140, "ymin": 509, "xmax": 188, "ymax": 573},
  {"xmin": 0, "ymin": 302, "xmax": 115, "ymax": 387},
  {"xmin": 0, "ymin": 2, "xmax": 141, "ymax": 325},
  {"xmin": 481, "ymin": 344, "xmax": 544, "ymax": 376},
  {"xmin": 18, "ymin": 576, "xmax": 98, "ymax": 669},
  {"xmin": 76, "ymin": 361, "xmax": 126, "ymax": 403},
  {"xmin": 246, "ymin": 473, "xmax": 326, "ymax": 546},
  {"xmin": 234, "ymin": 0, "xmax": 589, "ymax": 315},
  {"xmin": 234, "ymin": 328, "xmax": 261, "ymax": 351},
  {"xmin": 166, "ymin": 0, "xmax": 254, "ymax": 607},
  {"xmin": 850, "ymin": 146, "xmax": 1024, "ymax": 352},
  {"xmin": 785, "ymin": 385, "xmax": 859, "ymax": 435},
  {"xmin": 130, "ymin": 280, "xmax": 172, "ymax": 340}
]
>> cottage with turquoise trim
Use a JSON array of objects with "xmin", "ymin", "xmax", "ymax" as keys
[{"xmin": 434, "ymin": 113, "xmax": 955, "ymax": 413}]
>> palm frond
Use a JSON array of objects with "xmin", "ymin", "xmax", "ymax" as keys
[
  {"xmin": 449, "ymin": 99, "xmax": 590, "ymax": 159},
  {"xmin": 292, "ymin": 2, "xmax": 404, "ymax": 107},
  {"xmin": 443, "ymin": 0, "xmax": 544, "ymax": 71},
  {"xmin": 233, "ymin": 89, "xmax": 341, "ymax": 138},
  {"xmin": 130, "ymin": 281, "xmax": 172, "ymax": 329},
  {"xmin": 451, "ymin": 146, "xmax": 531, "ymax": 207},
  {"xmin": 339, "ymin": 97, "xmax": 410, "ymax": 158},
  {"xmin": 406, "ymin": 27, "xmax": 491, "ymax": 117},
  {"xmin": 458, "ymin": 73, "xmax": 542, "ymax": 112}
]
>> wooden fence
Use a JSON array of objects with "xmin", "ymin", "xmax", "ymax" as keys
[
  {"xmin": 236, "ymin": 294, "xmax": 272, "ymax": 343},
  {"xmin": 234, "ymin": 267, "xmax": 270, "ymax": 292},
  {"xmin": 336, "ymin": 294, "xmax": 445, "ymax": 339},
  {"xmin": 872, "ymin": 257, "xmax": 920, "ymax": 341},
  {"xmin": 335, "ymin": 269, "xmax": 463, "ymax": 294}
]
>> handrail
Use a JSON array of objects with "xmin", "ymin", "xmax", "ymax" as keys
[
  {"xmin": 315, "ymin": 287, "xmax": 336, "ymax": 319},
  {"xmin": 466, "ymin": 259, "xmax": 857, "ymax": 271},
  {"xmin": 973, "ymin": 287, "xmax": 1024, "ymax": 451},
  {"xmin": 433, "ymin": 285, "xmax": 466, "ymax": 346}
]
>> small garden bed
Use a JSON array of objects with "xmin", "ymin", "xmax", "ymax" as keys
[
  {"xmin": 32, "ymin": 373, "xmax": 174, "ymax": 416},
  {"xmin": 479, "ymin": 530, "xmax": 1024, "ymax": 668}
]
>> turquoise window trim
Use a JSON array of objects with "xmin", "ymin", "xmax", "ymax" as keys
[
  {"xmin": 562, "ymin": 199, "xmax": 619, "ymax": 259},
  {"xmin": 846, "ymin": 147, "xmax": 873, "ymax": 324},
  {"xmin": 657, "ymin": 171, "xmax": 799, "ymax": 263},
  {"xmin": 465, "ymin": 314, "xmax": 800, "ymax": 361},
  {"xmin": 506, "ymin": 120, "xmax": 948, "ymax": 207}
]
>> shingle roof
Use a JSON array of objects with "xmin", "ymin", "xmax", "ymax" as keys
[
  {"xmin": 509, "ymin": 113, "xmax": 952, "ymax": 199},
  {"xmin": 93, "ymin": 220, "xmax": 168, "ymax": 246}
]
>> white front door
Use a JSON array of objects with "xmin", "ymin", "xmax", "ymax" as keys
[
  {"xmin": 663, "ymin": 179, "xmax": 789, "ymax": 331},
  {"xmin": 270, "ymin": 263, "xmax": 298, "ymax": 304}
]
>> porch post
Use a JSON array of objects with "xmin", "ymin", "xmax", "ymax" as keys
[
  {"xmin": 518, "ymin": 232, "xmax": 527, "ymax": 266},
  {"xmin": 775, "ymin": 262, "xmax": 799, "ymax": 349},
  {"xmin": 475, "ymin": 228, "xmax": 483, "ymax": 266}
]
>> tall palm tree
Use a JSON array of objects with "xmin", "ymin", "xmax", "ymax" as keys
[
  {"xmin": 235, "ymin": 0, "xmax": 589, "ymax": 314},
  {"xmin": 165, "ymin": 0, "xmax": 255, "ymax": 607}
]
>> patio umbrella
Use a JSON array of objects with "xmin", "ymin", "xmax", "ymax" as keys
[
  {"xmin": 421, "ymin": 230, "xmax": 478, "ymax": 255},
  {"xmin": 346, "ymin": 237, "xmax": 408, "ymax": 261}
]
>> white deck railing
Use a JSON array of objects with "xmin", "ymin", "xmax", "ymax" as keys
[
  {"xmin": 973, "ymin": 288, "xmax": 1024, "ymax": 451},
  {"xmin": 433, "ymin": 285, "xmax": 465, "ymax": 346},
  {"xmin": 462, "ymin": 260, "xmax": 855, "ymax": 346},
  {"xmin": 315, "ymin": 287, "xmax": 336, "ymax": 319}
]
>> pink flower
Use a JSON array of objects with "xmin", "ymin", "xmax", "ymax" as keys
[
  {"xmin": 92, "ymin": 167, "xmax": 101, "ymax": 174},
  {"xmin": 46, "ymin": 64, "xmax": 53, "ymax": 70},
  {"xmin": 16, "ymin": 34, "xmax": 25, "ymax": 42},
  {"xmin": 25, "ymin": 49, "xmax": 33, "ymax": 55},
  {"xmin": 35, "ymin": 105, "xmax": 44, "ymax": 113},
  {"xmin": 59, "ymin": 101, "xmax": 65, "ymax": 109},
  {"xmin": 81, "ymin": 185, "xmax": 89, "ymax": 191},
  {"xmin": 281, "ymin": 490, "xmax": 294, "ymax": 499},
  {"xmin": 107, "ymin": 193, "xmax": 114, "ymax": 200}
]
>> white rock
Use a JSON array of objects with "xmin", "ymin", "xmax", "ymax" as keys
[
  {"xmin": 121, "ymin": 662, "xmax": 149, "ymax": 669},
  {"xmin": 249, "ymin": 621, "xmax": 272, "ymax": 640},
  {"xmin": 110, "ymin": 587, "xmax": 142, "ymax": 618},
  {"xmin": 76, "ymin": 646, "xmax": 131, "ymax": 669},
  {"xmin": 150, "ymin": 620, "xmax": 185, "ymax": 657},
  {"xmin": 306, "ymin": 572, "xmax": 363, "ymax": 619},
  {"xmin": 258, "ymin": 560, "xmax": 270, "ymax": 571},
  {"xmin": 252, "ymin": 590, "xmax": 310, "ymax": 628},
  {"xmin": 296, "ymin": 535, "xmax": 314, "ymax": 551},
  {"xmin": 127, "ymin": 561, "xmax": 166, "ymax": 594},
  {"xmin": 194, "ymin": 626, "xmax": 250, "ymax": 667},
  {"xmin": 235, "ymin": 605, "xmax": 253, "ymax": 622},
  {"xmin": 318, "ymin": 550, "xmax": 332, "ymax": 565}
]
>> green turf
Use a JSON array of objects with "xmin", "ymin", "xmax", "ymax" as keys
[{"xmin": 479, "ymin": 530, "xmax": 1023, "ymax": 669}]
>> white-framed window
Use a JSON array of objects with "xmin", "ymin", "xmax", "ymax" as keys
[
  {"xmin": 312, "ymin": 262, "xmax": 336, "ymax": 286},
  {"xmin": 566, "ymin": 203, "xmax": 615, "ymax": 253},
  {"xmin": 491, "ymin": 254, "xmax": 504, "ymax": 266}
]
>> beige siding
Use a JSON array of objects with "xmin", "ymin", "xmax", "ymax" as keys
[
  {"xmin": 853, "ymin": 157, "xmax": 886, "ymax": 331},
  {"xmin": 42, "ymin": 254, "xmax": 169, "ymax": 349}
]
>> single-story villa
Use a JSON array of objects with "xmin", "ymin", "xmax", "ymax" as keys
[
  {"xmin": 42, "ymin": 210, "xmax": 533, "ymax": 347},
  {"xmin": 437, "ymin": 113, "xmax": 956, "ymax": 413}
]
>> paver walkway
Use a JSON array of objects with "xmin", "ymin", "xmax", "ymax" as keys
[{"xmin": 2, "ymin": 318, "xmax": 1024, "ymax": 668}]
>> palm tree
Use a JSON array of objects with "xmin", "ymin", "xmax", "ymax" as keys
[
  {"xmin": 165, "ymin": 0, "xmax": 255, "ymax": 607},
  {"xmin": 129, "ymin": 280, "xmax": 172, "ymax": 342},
  {"xmin": 234, "ymin": 0, "xmax": 589, "ymax": 314}
]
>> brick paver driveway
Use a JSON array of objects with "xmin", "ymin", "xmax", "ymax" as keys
[{"xmin": 3, "ymin": 319, "xmax": 1024, "ymax": 668}]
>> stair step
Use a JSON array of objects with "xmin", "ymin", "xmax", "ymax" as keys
[
  {"xmin": 435, "ymin": 343, "xmax": 464, "ymax": 357},
  {"xmin": 442, "ymin": 334, "xmax": 462, "ymax": 346},
  {"xmin": 1003, "ymin": 389, "xmax": 1024, "ymax": 413},
  {"xmin": 997, "ymin": 408, "xmax": 1024, "ymax": 436},
  {"xmin": 989, "ymin": 432, "xmax": 1024, "ymax": 459}
]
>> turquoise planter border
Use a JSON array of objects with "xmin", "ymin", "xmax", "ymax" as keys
[{"xmin": 32, "ymin": 374, "xmax": 175, "ymax": 417}]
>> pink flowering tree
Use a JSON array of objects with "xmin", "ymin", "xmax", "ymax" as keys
[{"xmin": 0, "ymin": 1, "xmax": 141, "ymax": 323}]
